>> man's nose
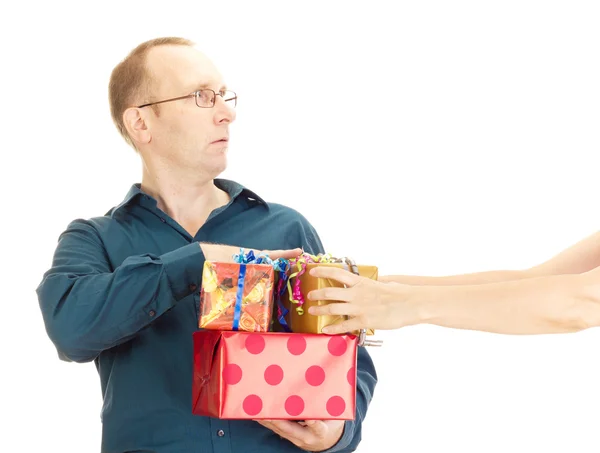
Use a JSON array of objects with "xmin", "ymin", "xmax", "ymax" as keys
[{"xmin": 214, "ymin": 97, "xmax": 236, "ymax": 124}]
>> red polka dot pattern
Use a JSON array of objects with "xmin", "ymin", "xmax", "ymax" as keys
[
  {"xmin": 202, "ymin": 331, "xmax": 358, "ymax": 419},
  {"xmin": 327, "ymin": 336, "xmax": 347, "ymax": 356},
  {"xmin": 285, "ymin": 395, "xmax": 305, "ymax": 416},
  {"xmin": 286, "ymin": 336, "xmax": 307, "ymax": 355},
  {"xmin": 264, "ymin": 364, "xmax": 284, "ymax": 386},
  {"xmin": 222, "ymin": 364, "xmax": 242, "ymax": 385},
  {"xmin": 326, "ymin": 396, "xmax": 346, "ymax": 416},
  {"xmin": 245, "ymin": 334, "xmax": 265, "ymax": 354},
  {"xmin": 243, "ymin": 394, "xmax": 263, "ymax": 416},
  {"xmin": 347, "ymin": 367, "xmax": 356, "ymax": 386},
  {"xmin": 305, "ymin": 365, "xmax": 326, "ymax": 386}
]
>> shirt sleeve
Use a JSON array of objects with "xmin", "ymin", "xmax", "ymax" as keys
[
  {"xmin": 295, "ymin": 215, "xmax": 378, "ymax": 453},
  {"xmin": 36, "ymin": 219, "xmax": 206, "ymax": 363}
]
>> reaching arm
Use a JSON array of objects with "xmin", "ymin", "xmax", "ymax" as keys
[
  {"xmin": 380, "ymin": 230, "xmax": 600, "ymax": 285},
  {"xmin": 379, "ymin": 270, "xmax": 531, "ymax": 285},
  {"xmin": 308, "ymin": 263, "xmax": 600, "ymax": 335},
  {"xmin": 417, "ymin": 265, "xmax": 600, "ymax": 334}
]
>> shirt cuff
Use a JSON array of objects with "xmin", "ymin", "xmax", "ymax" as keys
[{"xmin": 161, "ymin": 242, "xmax": 206, "ymax": 301}]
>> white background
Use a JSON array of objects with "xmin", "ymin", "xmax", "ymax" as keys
[{"xmin": 3, "ymin": 1, "xmax": 600, "ymax": 452}]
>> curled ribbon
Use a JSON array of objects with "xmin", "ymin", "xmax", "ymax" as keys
[
  {"xmin": 286, "ymin": 253, "xmax": 340, "ymax": 315},
  {"xmin": 233, "ymin": 248, "xmax": 288, "ymax": 270}
]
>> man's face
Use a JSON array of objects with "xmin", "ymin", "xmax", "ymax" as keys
[{"xmin": 142, "ymin": 45, "xmax": 236, "ymax": 177}]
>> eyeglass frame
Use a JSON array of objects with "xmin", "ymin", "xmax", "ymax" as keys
[{"xmin": 135, "ymin": 88, "xmax": 237, "ymax": 109}]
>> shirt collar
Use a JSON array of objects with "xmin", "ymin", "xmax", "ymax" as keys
[{"xmin": 110, "ymin": 178, "xmax": 268, "ymax": 215}]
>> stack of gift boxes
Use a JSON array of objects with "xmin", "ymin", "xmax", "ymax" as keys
[{"xmin": 191, "ymin": 250, "xmax": 380, "ymax": 420}]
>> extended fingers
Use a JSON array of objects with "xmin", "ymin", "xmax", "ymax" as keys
[
  {"xmin": 308, "ymin": 286, "xmax": 354, "ymax": 303},
  {"xmin": 308, "ymin": 302, "xmax": 361, "ymax": 317},
  {"xmin": 308, "ymin": 266, "xmax": 361, "ymax": 286}
]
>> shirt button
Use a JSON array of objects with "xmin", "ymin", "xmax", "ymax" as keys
[
  {"xmin": 189, "ymin": 283, "xmax": 197, "ymax": 292},
  {"xmin": 217, "ymin": 429, "xmax": 225, "ymax": 437},
  {"xmin": 149, "ymin": 310, "xmax": 156, "ymax": 317}
]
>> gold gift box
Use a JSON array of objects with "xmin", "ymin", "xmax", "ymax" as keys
[{"xmin": 280, "ymin": 262, "xmax": 377, "ymax": 335}]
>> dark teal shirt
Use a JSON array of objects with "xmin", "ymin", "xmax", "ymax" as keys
[{"xmin": 36, "ymin": 179, "xmax": 377, "ymax": 453}]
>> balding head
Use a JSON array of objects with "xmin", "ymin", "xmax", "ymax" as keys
[
  {"xmin": 108, "ymin": 37, "xmax": 195, "ymax": 148},
  {"xmin": 143, "ymin": 44, "xmax": 225, "ymax": 107}
]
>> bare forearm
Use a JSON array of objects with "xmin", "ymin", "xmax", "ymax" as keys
[
  {"xmin": 413, "ymin": 271, "xmax": 600, "ymax": 334},
  {"xmin": 380, "ymin": 269, "xmax": 532, "ymax": 286}
]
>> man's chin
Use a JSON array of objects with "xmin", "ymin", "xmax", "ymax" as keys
[{"xmin": 211, "ymin": 157, "xmax": 228, "ymax": 177}]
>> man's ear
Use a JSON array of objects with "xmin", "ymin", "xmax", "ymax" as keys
[{"xmin": 123, "ymin": 108, "xmax": 151, "ymax": 145}]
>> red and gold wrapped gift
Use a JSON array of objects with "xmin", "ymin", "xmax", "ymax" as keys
[
  {"xmin": 276, "ymin": 254, "xmax": 377, "ymax": 335},
  {"xmin": 199, "ymin": 261, "xmax": 275, "ymax": 332},
  {"xmin": 192, "ymin": 330, "xmax": 357, "ymax": 420}
]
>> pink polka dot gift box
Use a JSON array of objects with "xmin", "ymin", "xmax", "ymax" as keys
[{"xmin": 192, "ymin": 330, "xmax": 358, "ymax": 420}]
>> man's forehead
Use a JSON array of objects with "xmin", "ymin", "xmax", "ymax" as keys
[{"xmin": 147, "ymin": 45, "xmax": 224, "ymax": 94}]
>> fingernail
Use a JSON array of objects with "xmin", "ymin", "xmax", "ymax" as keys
[{"xmin": 321, "ymin": 327, "xmax": 331, "ymax": 334}]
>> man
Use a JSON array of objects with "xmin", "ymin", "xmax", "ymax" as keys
[
  {"xmin": 36, "ymin": 37, "xmax": 377, "ymax": 453},
  {"xmin": 307, "ymin": 230, "xmax": 600, "ymax": 335}
]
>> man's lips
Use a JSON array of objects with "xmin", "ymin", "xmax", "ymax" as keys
[{"xmin": 211, "ymin": 138, "xmax": 229, "ymax": 144}]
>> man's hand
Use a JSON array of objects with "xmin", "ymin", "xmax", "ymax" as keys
[
  {"xmin": 256, "ymin": 419, "xmax": 345, "ymax": 451},
  {"xmin": 199, "ymin": 243, "xmax": 302, "ymax": 262},
  {"xmin": 263, "ymin": 248, "xmax": 304, "ymax": 260},
  {"xmin": 306, "ymin": 265, "xmax": 422, "ymax": 334}
]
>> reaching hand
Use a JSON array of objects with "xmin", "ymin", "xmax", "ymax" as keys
[{"xmin": 306, "ymin": 265, "xmax": 419, "ymax": 333}]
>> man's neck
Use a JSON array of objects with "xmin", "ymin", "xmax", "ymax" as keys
[{"xmin": 140, "ymin": 166, "xmax": 230, "ymax": 237}]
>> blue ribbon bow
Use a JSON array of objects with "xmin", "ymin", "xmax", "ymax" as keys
[{"xmin": 230, "ymin": 248, "xmax": 291, "ymax": 331}]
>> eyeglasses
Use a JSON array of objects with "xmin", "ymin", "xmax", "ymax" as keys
[{"xmin": 136, "ymin": 89, "xmax": 237, "ymax": 109}]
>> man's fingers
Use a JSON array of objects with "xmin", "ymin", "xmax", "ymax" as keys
[
  {"xmin": 265, "ymin": 248, "xmax": 303, "ymax": 260},
  {"xmin": 308, "ymin": 302, "xmax": 361, "ymax": 317},
  {"xmin": 321, "ymin": 316, "xmax": 366, "ymax": 335},
  {"xmin": 303, "ymin": 420, "xmax": 328, "ymax": 438},
  {"xmin": 257, "ymin": 419, "xmax": 312, "ymax": 445},
  {"xmin": 256, "ymin": 419, "xmax": 338, "ymax": 451},
  {"xmin": 256, "ymin": 420, "xmax": 275, "ymax": 431},
  {"xmin": 309, "ymin": 266, "xmax": 361, "ymax": 287},
  {"xmin": 256, "ymin": 420, "xmax": 293, "ymax": 440},
  {"xmin": 270, "ymin": 420, "xmax": 305, "ymax": 438}
]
